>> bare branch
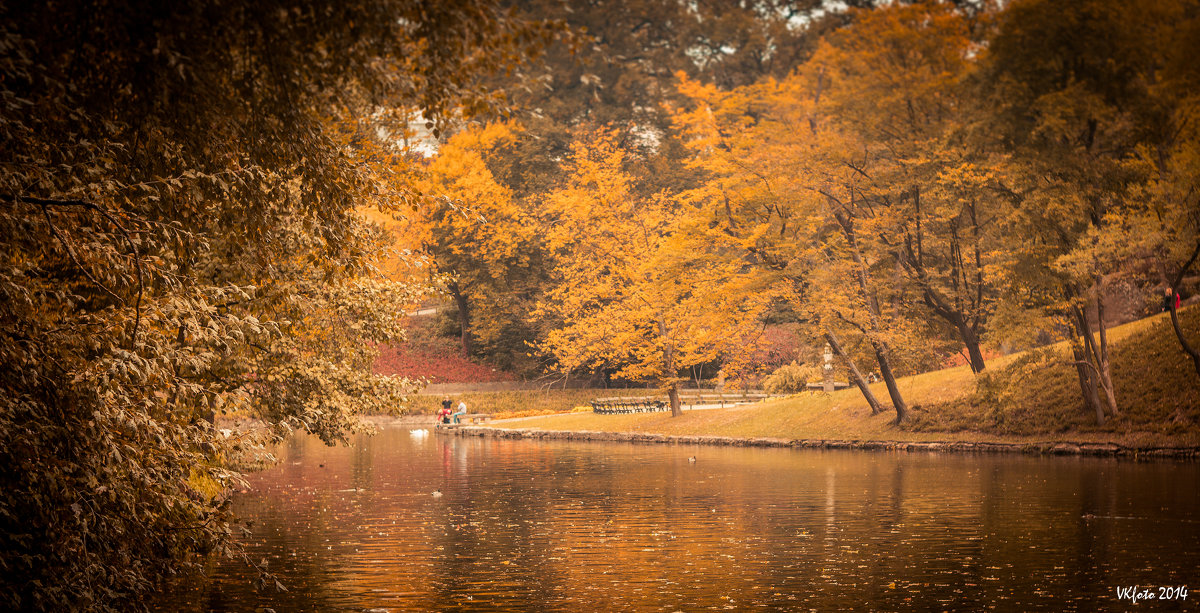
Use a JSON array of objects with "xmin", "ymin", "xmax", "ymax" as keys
[
  {"xmin": 4, "ymin": 194, "xmax": 144, "ymax": 348},
  {"xmin": 39, "ymin": 204, "xmax": 124, "ymax": 303}
]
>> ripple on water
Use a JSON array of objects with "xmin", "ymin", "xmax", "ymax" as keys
[{"xmin": 154, "ymin": 430, "xmax": 1200, "ymax": 612}]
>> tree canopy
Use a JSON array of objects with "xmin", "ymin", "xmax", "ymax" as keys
[
  {"xmin": 389, "ymin": 0, "xmax": 1200, "ymax": 427},
  {"xmin": 5, "ymin": 0, "xmax": 1200, "ymax": 609},
  {"xmin": 0, "ymin": 0, "xmax": 554, "ymax": 609}
]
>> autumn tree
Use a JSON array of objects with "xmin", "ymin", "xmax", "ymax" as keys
[
  {"xmin": 0, "ymin": 0, "xmax": 553, "ymax": 610},
  {"xmin": 416, "ymin": 122, "xmax": 548, "ymax": 371},
  {"xmin": 538, "ymin": 131, "xmax": 773, "ymax": 415},
  {"xmin": 1142, "ymin": 137, "xmax": 1200, "ymax": 380},
  {"xmin": 1104, "ymin": 1, "xmax": 1200, "ymax": 381},
  {"xmin": 809, "ymin": 1, "xmax": 1004, "ymax": 374},
  {"xmin": 672, "ymin": 43, "xmax": 940, "ymax": 423},
  {"xmin": 438, "ymin": 0, "xmax": 887, "ymax": 372},
  {"xmin": 673, "ymin": 0, "xmax": 1200, "ymax": 427},
  {"xmin": 980, "ymin": 0, "xmax": 1200, "ymax": 422},
  {"xmin": 487, "ymin": 0, "xmax": 856, "ymax": 233}
]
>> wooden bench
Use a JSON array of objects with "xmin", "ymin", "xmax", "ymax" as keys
[
  {"xmin": 804, "ymin": 381, "xmax": 851, "ymax": 391},
  {"xmin": 437, "ymin": 413, "xmax": 493, "ymax": 426},
  {"xmin": 674, "ymin": 391, "xmax": 783, "ymax": 409},
  {"xmin": 590, "ymin": 397, "xmax": 668, "ymax": 414},
  {"xmin": 458, "ymin": 413, "xmax": 492, "ymax": 424}
]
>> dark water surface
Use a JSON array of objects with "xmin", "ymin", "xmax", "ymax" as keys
[{"xmin": 159, "ymin": 427, "xmax": 1199, "ymax": 612}]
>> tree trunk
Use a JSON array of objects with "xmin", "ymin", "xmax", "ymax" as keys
[
  {"xmin": 1072, "ymin": 303, "xmax": 1117, "ymax": 419},
  {"xmin": 833, "ymin": 209, "xmax": 909, "ymax": 422},
  {"xmin": 1169, "ymin": 241, "xmax": 1200, "ymax": 380},
  {"xmin": 872, "ymin": 341, "xmax": 909, "ymax": 424},
  {"xmin": 915, "ymin": 291, "xmax": 988, "ymax": 373},
  {"xmin": 899, "ymin": 187, "xmax": 987, "ymax": 374},
  {"xmin": 1169, "ymin": 303, "xmax": 1200, "ymax": 379},
  {"xmin": 591, "ymin": 366, "xmax": 609, "ymax": 389},
  {"xmin": 956, "ymin": 318, "xmax": 987, "ymax": 374},
  {"xmin": 825, "ymin": 330, "xmax": 883, "ymax": 415},
  {"xmin": 667, "ymin": 381, "xmax": 681, "ymax": 418},
  {"xmin": 656, "ymin": 315, "xmax": 682, "ymax": 417},
  {"xmin": 449, "ymin": 282, "xmax": 473, "ymax": 357},
  {"xmin": 1093, "ymin": 296, "xmax": 1118, "ymax": 416},
  {"xmin": 1070, "ymin": 341, "xmax": 1105, "ymax": 426}
]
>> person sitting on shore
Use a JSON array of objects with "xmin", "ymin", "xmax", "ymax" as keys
[
  {"xmin": 436, "ymin": 404, "xmax": 451, "ymax": 424},
  {"xmin": 452, "ymin": 400, "xmax": 468, "ymax": 424}
]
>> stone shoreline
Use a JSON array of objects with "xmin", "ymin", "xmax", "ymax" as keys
[{"xmin": 439, "ymin": 425, "xmax": 1200, "ymax": 459}]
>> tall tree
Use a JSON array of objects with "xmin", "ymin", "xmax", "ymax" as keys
[
  {"xmin": 537, "ymin": 130, "xmax": 773, "ymax": 415},
  {"xmin": 808, "ymin": 0, "xmax": 1002, "ymax": 374},
  {"xmin": 1103, "ymin": 0, "xmax": 1200, "ymax": 381},
  {"xmin": 434, "ymin": 0, "xmax": 881, "ymax": 372},
  {"xmin": 672, "ymin": 48, "xmax": 935, "ymax": 423},
  {"xmin": 417, "ymin": 122, "xmax": 548, "ymax": 370},
  {"xmin": 0, "ymin": 0, "xmax": 552, "ymax": 609},
  {"xmin": 981, "ymin": 0, "xmax": 1198, "ymax": 422}
]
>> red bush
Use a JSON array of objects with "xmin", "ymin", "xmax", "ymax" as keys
[
  {"xmin": 373, "ymin": 316, "xmax": 514, "ymax": 383},
  {"xmin": 373, "ymin": 343, "xmax": 514, "ymax": 383}
]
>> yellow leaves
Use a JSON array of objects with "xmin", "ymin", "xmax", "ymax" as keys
[
  {"xmin": 673, "ymin": 71, "xmax": 721, "ymax": 104},
  {"xmin": 537, "ymin": 128, "xmax": 775, "ymax": 385},
  {"xmin": 1030, "ymin": 84, "xmax": 1116, "ymax": 145},
  {"xmin": 806, "ymin": 1, "xmax": 975, "ymax": 148},
  {"xmin": 418, "ymin": 123, "xmax": 535, "ymax": 258}
]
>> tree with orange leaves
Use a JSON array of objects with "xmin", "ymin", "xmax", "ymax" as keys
[
  {"xmin": 537, "ymin": 130, "xmax": 775, "ymax": 415},
  {"xmin": 417, "ymin": 123, "xmax": 548, "ymax": 370}
]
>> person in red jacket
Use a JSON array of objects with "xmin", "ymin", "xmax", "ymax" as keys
[
  {"xmin": 436, "ymin": 401, "xmax": 452, "ymax": 424},
  {"xmin": 1164, "ymin": 288, "xmax": 1183, "ymax": 312}
]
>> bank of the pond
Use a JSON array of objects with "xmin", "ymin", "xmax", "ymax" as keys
[
  {"xmin": 430, "ymin": 308, "xmax": 1200, "ymax": 452},
  {"xmin": 441, "ymin": 425, "xmax": 1200, "ymax": 459}
]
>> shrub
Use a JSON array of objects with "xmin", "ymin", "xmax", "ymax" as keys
[{"xmin": 763, "ymin": 361, "xmax": 821, "ymax": 394}]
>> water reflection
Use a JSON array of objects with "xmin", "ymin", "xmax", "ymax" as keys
[{"xmin": 159, "ymin": 429, "xmax": 1200, "ymax": 612}]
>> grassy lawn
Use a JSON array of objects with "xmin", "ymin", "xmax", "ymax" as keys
[{"xmin": 491, "ymin": 308, "xmax": 1200, "ymax": 448}]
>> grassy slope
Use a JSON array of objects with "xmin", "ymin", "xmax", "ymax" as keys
[{"xmin": 501, "ymin": 308, "xmax": 1200, "ymax": 447}]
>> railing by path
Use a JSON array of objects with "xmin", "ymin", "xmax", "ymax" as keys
[
  {"xmin": 590, "ymin": 397, "xmax": 669, "ymax": 414},
  {"xmin": 424, "ymin": 380, "xmax": 655, "ymax": 394},
  {"xmin": 676, "ymin": 390, "xmax": 776, "ymax": 410},
  {"xmin": 591, "ymin": 390, "xmax": 783, "ymax": 413},
  {"xmin": 804, "ymin": 381, "xmax": 852, "ymax": 391}
]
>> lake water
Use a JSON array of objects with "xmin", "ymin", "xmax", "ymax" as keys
[{"xmin": 159, "ymin": 427, "xmax": 1199, "ymax": 611}]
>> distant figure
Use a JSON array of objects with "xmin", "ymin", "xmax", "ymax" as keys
[
  {"xmin": 441, "ymin": 396, "xmax": 452, "ymax": 412},
  {"xmin": 436, "ymin": 404, "xmax": 451, "ymax": 424},
  {"xmin": 1161, "ymin": 290, "xmax": 1180, "ymax": 314},
  {"xmin": 452, "ymin": 400, "xmax": 468, "ymax": 424},
  {"xmin": 867, "ymin": 371, "xmax": 878, "ymax": 383}
]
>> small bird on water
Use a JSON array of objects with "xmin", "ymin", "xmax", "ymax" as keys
[
  {"xmin": 688, "ymin": 456, "xmax": 697, "ymax": 463},
  {"xmin": 431, "ymin": 489, "xmax": 443, "ymax": 498}
]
